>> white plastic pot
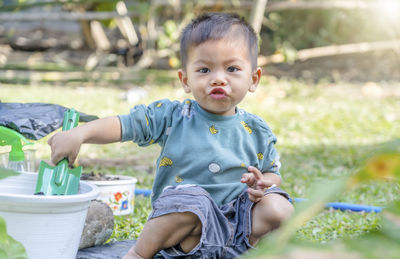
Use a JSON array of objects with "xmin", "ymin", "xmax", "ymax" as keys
[
  {"xmin": 0, "ymin": 172, "xmax": 99, "ymax": 259},
  {"xmin": 88, "ymin": 175, "xmax": 137, "ymax": 216}
]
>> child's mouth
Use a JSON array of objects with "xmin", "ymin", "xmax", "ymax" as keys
[{"xmin": 210, "ymin": 88, "xmax": 227, "ymax": 100}]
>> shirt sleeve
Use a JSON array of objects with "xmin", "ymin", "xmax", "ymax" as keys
[
  {"xmin": 260, "ymin": 133, "xmax": 281, "ymax": 176},
  {"xmin": 118, "ymin": 99, "xmax": 174, "ymax": 146}
]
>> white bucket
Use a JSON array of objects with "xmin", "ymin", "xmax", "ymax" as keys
[
  {"xmin": 0, "ymin": 172, "xmax": 99, "ymax": 259},
  {"xmin": 88, "ymin": 175, "xmax": 137, "ymax": 216}
]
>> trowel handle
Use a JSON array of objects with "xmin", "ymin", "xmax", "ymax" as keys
[
  {"xmin": 62, "ymin": 109, "xmax": 80, "ymax": 131},
  {"xmin": 54, "ymin": 158, "xmax": 69, "ymax": 186},
  {"xmin": 60, "ymin": 109, "xmax": 80, "ymax": 165}
]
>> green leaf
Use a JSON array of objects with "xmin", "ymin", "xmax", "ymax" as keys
[
  {"xmin": 351, "ymin": 153, "xmax": 400, "ymax": 185},
  {"xmin": 384, "ymin": 199, "xmax": 400, "ymax": 217},
  {"xmin": 244, "ymin": 177, "xmax": 348, "ymax": 258},
  {"xmin": 344, "ymin": 232, "xmax": 400, "ymax": 259},
  {"xmin": 379, "ymin": 200, "xmax": 400, "ymax": 241},
  {"xmin": 0, "ymin": 216, "xmax": 28, "ymax": 259},
  {"xmin": 244, "ymin": 149, "xmax": 400, "ymax": 259},
  {"xmin": 157, "ymin": 34, "xmax": 171, "ymax": 49},
  {"xmin": 164, "ymin": 20, "xmax": 178, "ymax": 38}
]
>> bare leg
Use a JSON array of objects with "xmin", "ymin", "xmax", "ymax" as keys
[
  {"xmin": 123, "ymin": 211, "xmax": 202, "ymax": 259},
  {"xmin": 249, "ymin": 193, "xmax": 294, "ymax": 246}
]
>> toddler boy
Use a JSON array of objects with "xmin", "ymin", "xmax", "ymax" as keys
[{"xmin": 48, "ymin": 12, "xmax": 294, "ymax": 259}]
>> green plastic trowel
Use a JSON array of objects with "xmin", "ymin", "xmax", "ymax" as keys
[{"xmin": 35, "ymin": 109, "xmax": 82, "ymax": 195}]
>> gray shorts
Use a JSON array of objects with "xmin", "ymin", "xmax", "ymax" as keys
[{"xmin": 149, "ymin": 185, "xmax": 290, "ymax": 259}]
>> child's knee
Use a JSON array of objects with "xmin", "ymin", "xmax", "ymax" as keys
[
  {"xmin": 256, "ymin": 193, "xmax": 294, "ymax": 226},
  {"xmin": 154, "ymin": 211, "xmax": 202, "ymax": 235}
]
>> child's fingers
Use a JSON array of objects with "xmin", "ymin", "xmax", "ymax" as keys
[
  {"xmin": 241, "ymin": 173, "xmax": 255, "ymax": 186},
  {"xmin": 247, "ymin": 187, "xmax": 264, "ymax": 200},
  {"xmin": 248, "ymin": 166, "xmax": 276, "ymax": 189},
  {"xmin": 68, "ymin": 154, "xmax": 77, "ymax": 166},
  {"xmin": 240, "ymin": 173, "xmax": 249, "ymax": 183},
  {"xmin": 257, "ymin": 180, "xmax": 275, "ymax": 189},
  {"xmin": 247, "ymin": 166, "xmax": 263, "ymax": 180},
  {"xmin": 51, "ymin": 151, "xmax": 64, "ymax": 166}
]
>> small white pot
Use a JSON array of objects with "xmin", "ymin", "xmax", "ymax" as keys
[
  {"xmin": 0, "ymin": 172, "xmax": 99, "ymax": 259},
  {"xmin": 87, "ymin": 175, "xmax": 137, "ymax": 216}
]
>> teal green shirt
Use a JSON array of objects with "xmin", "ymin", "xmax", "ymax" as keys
[{"xmin": 119, "ymin": 99, "xmax": 281, "ymax": 206}]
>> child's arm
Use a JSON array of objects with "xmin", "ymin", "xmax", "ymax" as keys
[
  {"xmin": 48, "ymin": 116, "xmax": 122, "ymax": 166},
  {"xmin": 240, "ymin": 166, "xmax": 281, "ymax": 203}
]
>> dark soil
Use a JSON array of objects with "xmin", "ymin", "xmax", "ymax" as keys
[{"xmin": 81, "ymin": 172, "xmax": 121, "ymax": 181}]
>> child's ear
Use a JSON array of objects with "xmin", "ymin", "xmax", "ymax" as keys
[
  {"xmin": 178, "ymin": 69, "xmax": 191, "ymax": 93},
  {"xmin": 249, "ymin": 67, "xmax": 262, "ymax": 92}
]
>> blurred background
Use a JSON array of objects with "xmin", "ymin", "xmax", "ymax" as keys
[
  {"xmin": 1, "ymin": 0, "xmax": 399, "ymax": 83},
  {"xmin": 1, "ymin": 0, "xmax": 400, "ymax": 256}
]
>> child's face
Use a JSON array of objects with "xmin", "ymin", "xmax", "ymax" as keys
[{"xmin": 178, "ymin": 37, "xmax": 261, "ymax": 116}]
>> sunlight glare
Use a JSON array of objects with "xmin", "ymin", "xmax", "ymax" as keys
[{"xmin": 377, "ymin": 0, "xmax": 400, "ymax": 21}]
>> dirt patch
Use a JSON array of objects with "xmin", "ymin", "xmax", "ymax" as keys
[
  {"xmin": 265, "ymin": 50, "xmax": 400, "ymax": 83},
  {"xmin": 81, "ymin": 172, "xmax": 120, "ymax": 181}
]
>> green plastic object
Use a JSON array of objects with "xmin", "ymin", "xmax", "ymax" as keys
[
  {"xmin": 0, "ymin": 126, "xmax": 33, "ymax": 162},
  {"xmin": 35, "ymin": 109, "xmax": 82, "ymax": 195}
]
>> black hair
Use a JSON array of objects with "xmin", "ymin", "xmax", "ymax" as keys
[{"xmin": 180, "ymin": 12, "xmax": 258, "ymax": 70}]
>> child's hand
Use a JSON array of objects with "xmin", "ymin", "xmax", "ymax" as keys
[
  {"xmin": 47, "ymin": 129, "xmax": 83, "ymax": 166},
  {"xmin": 47, "ymin": 116, "xmax": 122, "ymax": 166},
  {"xmin": 241, "ymin": 166, "xmax": 275, "ymax": 203}
]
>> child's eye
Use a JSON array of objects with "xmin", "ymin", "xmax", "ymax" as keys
[
  {"xmin": 227, "ymin": 66, "xmax": 239, "ymax": 72},
  {"xmin": 198, "ymin": 68, "xmax": 210, "ymax": 73}
]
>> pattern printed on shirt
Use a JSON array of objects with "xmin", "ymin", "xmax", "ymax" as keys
[
  {"xmin": 240, "ymin": 121, "xmax": 252, "ymax": 134},
  {"xmin": 175, "ymin": 175, "xmax": 183, "ymax": 183},
  {"xmin": 208, "ymin": 162, "xmax": 221, "ymax": 173},
  {"xmin": 160, "ymin": 157, "xmax": 173, "ymax": 167},
  {"xmin": 209, "ymin": 125, "xmax": 218, "ymax": 134}
]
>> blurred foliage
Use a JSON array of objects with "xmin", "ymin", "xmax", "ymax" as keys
[
  {"xmin": 263, "ymin": 7, "xmax": 400, "ymax": 56},
  {"xmin": 157, "ymin": 20, "xmax": 178, "ymax": 50},
  {"xmin": 1, "ymin": 0, "xmax": 399, "ymax": 66},
  {"xmin": 244, "ymin": 140, "xmax": 400, "ymax": 259},
  {"xmin": 0, "ymin": 216, "xmax": 28, "ymax": 259},
  {"xmin": 0, "ymin": 169, "xmax": 28, "ymax": 259},
  {"xmin": 0, "ymin": 0, "xmax": 123, "ymax": 11}
]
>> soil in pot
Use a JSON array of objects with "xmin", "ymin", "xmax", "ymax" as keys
[{"xmin": 81, "ymin": 171, "xmax": 120, "ymax": 181}]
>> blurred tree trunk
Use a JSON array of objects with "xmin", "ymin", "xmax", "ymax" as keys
[
  {"xmin": 258, "ymin": 39, "xmax": 400, "ymax": 65},
  {"xmin": 250, "ymin": 0, "xmax": 268, "ymax": 34}
]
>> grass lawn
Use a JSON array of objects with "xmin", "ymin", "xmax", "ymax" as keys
[{"xmin": 2, "ymin": 70, "xmax": 400, "ymax": 245}]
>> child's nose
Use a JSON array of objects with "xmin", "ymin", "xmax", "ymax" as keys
[{"xmin": 210, "ymin": 71, "xmax": 227, "ymax": 86}]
